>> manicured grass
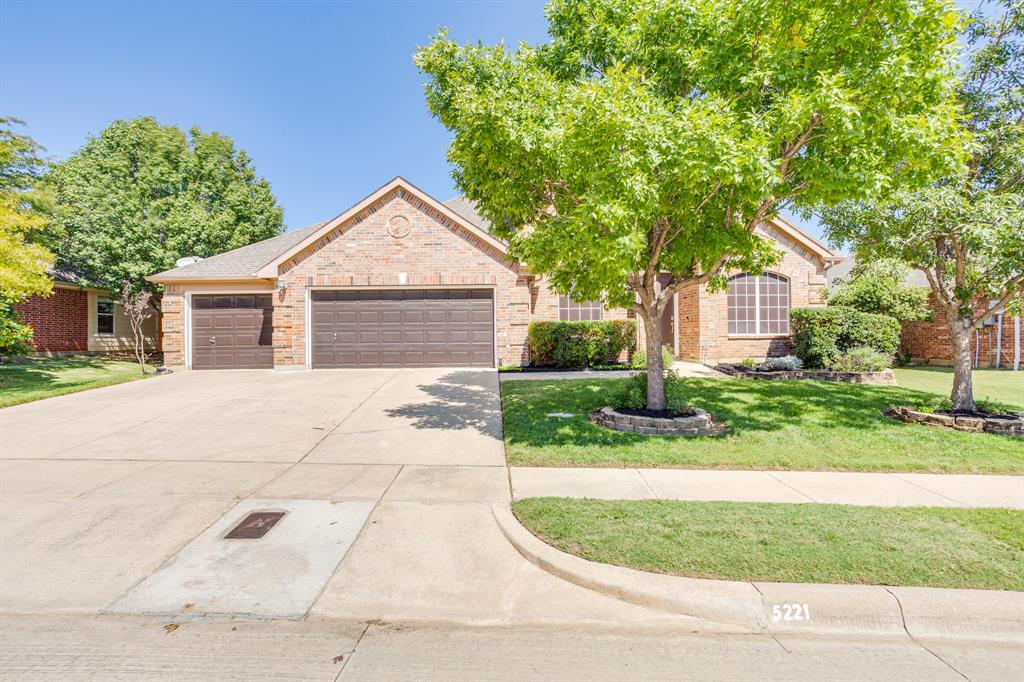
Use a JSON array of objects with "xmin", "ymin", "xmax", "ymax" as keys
[
  {"xmin": 500, "ymin": 377, "xmax": 1024, "ymax": 472},
  {"xmin": 0, "ymin": 356, "xmax": 155, "ymax": 408},
  {"xmin": 514, "ymin": 498, "xmax": 1024, "ymax": 590},
  {"xmin": 894, "ymin": 367, "xmax": 1024, "ymax": 410}
]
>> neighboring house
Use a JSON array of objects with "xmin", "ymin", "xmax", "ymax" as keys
[
  {"xmin": 14, "ymin": 266, "xmax": 160, "ymax": 356},
  {"xmin": 147, "ymin": 177, "xmax": 840, "ymax": 370},
  {"xmin": 826, "ymin": 260, "xmax": 1022, "ymax": 369}
]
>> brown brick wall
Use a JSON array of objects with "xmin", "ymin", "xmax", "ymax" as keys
[
  {"xmin": 901, "ymin": 294, "xmax": 1020, "ymax": 367},
  {"xmin": 13, "ymin": 286, "xmax": 89, "ymax": 352},
  {"xmin": 160, "ymin": 284, "xmax": 186, "ymax": 366}
]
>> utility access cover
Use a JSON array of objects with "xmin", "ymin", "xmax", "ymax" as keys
[{"xmin": 225, "ymin": 511, "xmax": 286, "ymax": 539}]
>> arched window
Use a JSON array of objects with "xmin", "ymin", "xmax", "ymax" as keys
[{"xmin": 727, "ymin": 273, "xmax": 790, "ymax": 335}]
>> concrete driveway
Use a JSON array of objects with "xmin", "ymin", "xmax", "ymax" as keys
[{"xmin": 0, "ymin": 369, "xmax": 698, "ymax": 629}]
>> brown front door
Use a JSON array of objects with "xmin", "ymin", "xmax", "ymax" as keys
[
  {"xmin": 191, "ymin": 295, "xmax": 274, "ymax": 369},
  {"xmin": 311, "ymin": 289, "xmax": 494, "ymax": 368}
]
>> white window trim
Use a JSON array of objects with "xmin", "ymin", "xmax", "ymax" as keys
[{"xmin": 727, "ymin": 273, "xmax": 790, "ymax": 337}]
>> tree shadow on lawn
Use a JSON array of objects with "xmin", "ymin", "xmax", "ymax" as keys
[
  {"xmin": 502, "ymin": 377, "xmax": 947, "ymax": 448},
  {"xmin": 0, "ymin": 355, "xmax": 119, "ymax": 393}
]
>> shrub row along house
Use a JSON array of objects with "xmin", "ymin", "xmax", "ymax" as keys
[
  {"xmin": 146, "ymin": 177, "xmax": 841, "ymax": 370},
  {"xmin": 15, "ymin": 266, "xmax": 160, "ymax": 356},
  {"xmin": 826, "ymin": 260, "xmax": 1023, "ymax": 370}
]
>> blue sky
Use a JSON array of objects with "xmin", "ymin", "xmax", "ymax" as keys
[{"xmin": 1, "ymin": 0, "xmax": 985, "ymax": 243}]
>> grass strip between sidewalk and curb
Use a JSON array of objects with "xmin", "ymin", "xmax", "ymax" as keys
[
  {"xmin": 513, "ymin": 498, "xmax": 1024, "ymax": 591},
  {"xmin": 500, "ymin": 377, "xmax": 1024, "ymax": 473},
  {"xmin": 0, "ymin": 356, "xmax": 156, "ymax": 408}
]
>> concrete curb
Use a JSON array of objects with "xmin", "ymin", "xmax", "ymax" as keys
[{"xmin": 493, "ymin": 504, "xmax": 1024, "ymax": 641}]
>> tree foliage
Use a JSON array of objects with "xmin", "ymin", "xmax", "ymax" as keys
[
  {"xmin": 822, "ymin": 0, "xmax": 1023, "ymax": 411},
  {"xmin": 0, "ymin": 117, "xmax": 53, "ymax": 357},
  {"xmin": 415, "ymin": 0, "xmax": 964, "ymax": 408},
  {"xmin": 826, "ymin": 260, "xmax": 932, "ymax": 322},
  {"xmin": 46, "ymin": 117, "xmax": 284, "ymax": 300}
]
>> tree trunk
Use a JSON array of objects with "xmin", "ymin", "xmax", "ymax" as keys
[
  {"xmin": 949, "ymin": 321, "xmax": 976, "ymax": 412},
  {"xmin": 640, "ymin": 306, "xmax": 666, "ymax": 410}
]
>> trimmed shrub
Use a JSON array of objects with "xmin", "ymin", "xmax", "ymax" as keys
[
  {"xmin": 762, "ymin": 355, "xmax": 803, "ymax": 371},
  {"xmin": 527, "ymin": 320, "xmax": 637, "ymax": 368},
  {"xmin": 630, "ymin": 344, "xmax": 675, "ymax": 370},
  {"xmin": 827, "ymin": 346, "xmax": 893, "ymax": 372},
  {"xmin": 739, "ymin": 357, "xmax": 759, "ymax": 368},
  {"xmin": 790, "ymin": 306, "xmax": 900, "ymax": 368}
]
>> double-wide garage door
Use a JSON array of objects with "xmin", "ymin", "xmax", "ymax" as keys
[
  {"xmin": 191, "ymin": 295, "xmax": 274, "ymax": 369},
  {"xmin": 311, "ymin": 289, "xmax": 494, "ymax": 368}
]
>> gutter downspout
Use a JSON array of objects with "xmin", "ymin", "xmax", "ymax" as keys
[{"xmin": 1014, "ymin": 315, "xmax": 1021, "ymax": 372}]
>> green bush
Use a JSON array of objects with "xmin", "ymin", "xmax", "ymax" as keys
[
  {"xmin": 739, "ymin": 358, "xmax": 759, "ymax": 368},
  {"xmin": 0, "ymin": 301, "xmax": 35, "ymax": 358},
  {"xmin": 527, "ymin": 320, "xmax": 636, "ymax": 368},
  {"xmin": 828, "ymin": 346, "xmax": 893, "ymax": 372},
  {"xmin": 631, "ymin": 345, "xmax": 675, "ymax": 370},
  {"xmin": 791, "ymin": 306, "xmax": 901, "ymax": 368},
  {"xmin": 615, "ymin": 370, "xmax": 691, "ymax": 412}
]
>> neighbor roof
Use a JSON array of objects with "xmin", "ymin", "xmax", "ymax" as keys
[
  {"xmin": 825, "ymin": 258, "xmax": 929, "ymax": 290},
  {"xmin": 443, "ymin": 196, "xmax": 491, "ymax": 232},
  {"xmin": 147, "ymin": 221, "xmax": 327, "ymax": 282}
]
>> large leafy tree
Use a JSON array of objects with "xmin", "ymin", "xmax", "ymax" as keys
[
  {"xmin": 823, "ymin": 0, "xmax": 1023, "ymax": 412},
  {"xmin": 416, "ymin": 0, "xmax": 964, "ymax": 409},
  {"xmin": 47, "ymin": 116, "xmax": 284, "ymax": 302},
  {"xmin": 0, "ymin": 117, "xmax": 53, "ymax": 356},
  {"xmin": 826, "ymin": 260, "xmax": 932, "ymax": 323}
]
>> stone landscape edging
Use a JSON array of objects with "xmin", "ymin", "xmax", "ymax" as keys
[
  {"xmin": 492, "ymin": 503, "xmax": 1024, "ymax": 641},
  {"xmin": 587, "ymin": 406, "xmax": 724, "ymax": 437},
  {"xmin": 888, "ymin": 405, "xmax": 1024, "ymax": 436},
  {"xmin": 716, "ymin": 365, "xmax": 897, "ymax": 385}
]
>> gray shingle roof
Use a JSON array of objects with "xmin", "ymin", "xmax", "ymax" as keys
[
  {"xmin": 826, "ymin": 257, "xmax": 930, "ymax": 290},
  {"xmin": 443, "ymin": 196, "xmax": 492, "ymax": 232},
  {"xmin": 148, "ymin": 222, "xmax": 327, "ymax": 280}
]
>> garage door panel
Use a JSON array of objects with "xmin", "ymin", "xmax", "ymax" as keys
[
  {"xmin": 191, "ymin": 295, "xmax": 273, "ymax": 370},
  {"xmin": 311, "ymin": 289, "xmax": 493, "ymax": 368}
]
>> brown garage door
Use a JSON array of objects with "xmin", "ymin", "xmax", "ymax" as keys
[
  {"xmin": 191, "ymin": 295, "xmax": 274, "ymax": 369},
  {"xmin": 311, "ymin": 289, "xmax": 494, "ymax": 368}
]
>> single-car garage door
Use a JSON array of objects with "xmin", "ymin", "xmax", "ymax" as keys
[
  {"xmin": 191, "ymin": 295, "xmax": 274, "ymax": 369},
  {"xmin": 311, "ymin": 289, "xmax": 494, "ymax": 368}
]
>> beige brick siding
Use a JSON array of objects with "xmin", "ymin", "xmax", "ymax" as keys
[
  {"xmin": 273, "ymin": 188, "xmax": 531, "ymax": 367},
  {"xmin": 677, "ymin": 223, "xmax": 830, "ymax": 364},
  {"xmin": 160, "ymin": 284, "xmax": 185, "ymax": 366}
]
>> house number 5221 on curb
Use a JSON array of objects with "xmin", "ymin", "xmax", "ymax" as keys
[{"xmin": 771, "ymin": 603, "xmax": 811, "ymax": 622}]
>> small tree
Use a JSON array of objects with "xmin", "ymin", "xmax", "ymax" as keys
[
  {"xmin": 823, "ymin": 0, "xmax": 1023, "ymax": 412},
  {"xmin": 826, "ymin": 260, "xmax": 932, "ymax": 323},
  {"xmin": 121, "ymin": 282, "xmax": 153, "ymax": 374},
  {"xmin": 0, "ymin": 117, "xmax": 53, "ymax": 358},
  {"xmin": 416, "ymin": 0, "xmax": 964, "ymax": 409}
]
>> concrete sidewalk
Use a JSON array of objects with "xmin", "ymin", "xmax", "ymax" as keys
[{"xmin": 510, "ymin": 467, "xmax": 1024, "ymax": 508}]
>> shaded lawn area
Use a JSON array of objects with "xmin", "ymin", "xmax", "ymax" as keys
[
  {"xmin": 514, "ymin": 498, "xmax": 1024, "ymax": 590},
  {"xmin": 0, "ymin": 356, "xmax": 154, "ymax": 408},
  {"xmin": 894, "ymin": 367, "xmax": 1024, "ymax": 410},
  {"xmin": 501, "ymin": 377, "xmax": 1024, "ymax": 473}
]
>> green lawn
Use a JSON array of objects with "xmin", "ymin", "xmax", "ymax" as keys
[
  {"xmin": 894, "ymin": 367, "xmax": 1023, "ymax": 409},
  {"xmin": 501, "ymin": 377, "xmax": 1024, "ymax": 473},
  {"xmin": 0, "ymin": 356, "xmax": 155, "ymax": 408},
  {"xmin": 514, "ymin": 498, "xmax": 1024, "ymax": 590}
]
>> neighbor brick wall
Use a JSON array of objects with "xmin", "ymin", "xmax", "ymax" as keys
[
  {"xmin": 678, "ymin": 223, "xmax": 830, "ymax": 364},
  {"xmin": 274, "ymin": 188, "xmax": 532, "ymax": 367},
  {"xmin": 901, "ymin": 293, "xmax": 1020, "ymax": 367},
  {"xmin": 14, "ymin": 286, "xmax": 89, "ymax": 352}
]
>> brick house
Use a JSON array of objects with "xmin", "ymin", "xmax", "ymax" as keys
[
  {"xmin": 148, "ymin": 177, "xmax": 841, "ymax": 370},
  {"xmin": 826, "ymin": 260, "xmax": 1022, "ymax": 369},
  {"xmin": 14, "ymin": 267, "xmax": 160, "ymax": 356}
]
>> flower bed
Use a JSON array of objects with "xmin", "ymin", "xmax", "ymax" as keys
[
  {"xmin": 588, "ymin": 405, "xmax": 726, "ymax": 437},
  {"xmin": 887, "ymin": 406, "xmax": 1024, "ymax": 436},
  {"xmin": 715, "ymin": 364, "xmax": 896, "ymax": 386}
]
